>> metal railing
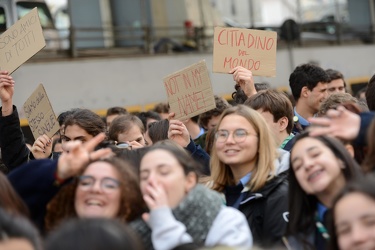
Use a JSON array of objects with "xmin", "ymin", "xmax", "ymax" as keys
[{"xmin": 35, "ymin": 23, "xmax": 375, "ymax": 60}]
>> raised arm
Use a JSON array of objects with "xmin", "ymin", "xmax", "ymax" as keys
[
  {"xmin": 0, "ymin": 71, "xmax": 30, "ymax": 171},
  {"xmin": 229, "ymin": 66, "xmax": 257, "ymax": 98}
]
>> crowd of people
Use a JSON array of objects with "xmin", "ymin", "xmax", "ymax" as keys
[{"xmin": 0, "ymin": 63, "xmax": 374, "ymax": 250}]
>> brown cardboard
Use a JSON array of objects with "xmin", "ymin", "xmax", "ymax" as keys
[
  {"xmin": 0, "ymin": 8, "xmax": 46, "ymax": 74},
  {"xmin": 23, "ymin": 84, "xmax": 59, "ymax": 140},
  {"xmin": 163, "ymin": 60, "xmax": 216, "ymax": 120},
  {"xmin": 213, "ymin": 27, "xmax": 277, "ymax": 77}
]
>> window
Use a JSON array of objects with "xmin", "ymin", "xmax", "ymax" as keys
[
  {"xmin": 16, "ymin": 1, "xmax": 54, "ymax": 29},
  {"xmin": 0, "ymin": 7, "xmax": 6, "ymax": 32}
]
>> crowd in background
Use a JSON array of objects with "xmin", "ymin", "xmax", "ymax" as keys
[{"xmin": 0, "ymin": 62, "xmax": 375, "ymax": 250}]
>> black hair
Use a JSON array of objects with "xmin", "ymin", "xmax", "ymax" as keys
[
  {"xmin": 106, "ymin": 106, "xmax": 127, "ymax": 117},
  {"xmin": 286, "ymin": 131, "xmax": 362, "ymax": 249},
  {"xmin": 45, "ymin": 218, "xmax": 144, "ymax": 250},
  {"xmin": 231, "ymin": 83, "xmax": 248, "ymax": 104},
  {"xmin": 366, "ymin": 74, "xmax": 375, "ymax": 111},
  {"xmin": 0, "ymin": 208, "xmax": 42, "ymax": 250},
  {"xmin": 137, "ymin": 111, "xmax": 161, "ymax": 131},
  {"xmin": 289, "ymin": 63, "xmax": 330, "ymax": 102},
  {"xmin": 147, "ymin": 119, "xmax": 169, "ymax": 144},
  {"xmin": 144, "ymin": 140, "xmax": 202, "ymax": 178},
  {"xmin": 325, "ymin": 69, "xmax": 346, "ymax": 87},
  {"xmin": 329, "ymin": 174, "xmax": 375, "ymax": 250},
  {"xmin": 63, "ymin": 109, "xmax": 106, "ymax": 137}
]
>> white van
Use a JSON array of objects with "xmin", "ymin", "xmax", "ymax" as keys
[{"xmin": 0, "ymin": 0, "xmax": 61, "ymax": 49}]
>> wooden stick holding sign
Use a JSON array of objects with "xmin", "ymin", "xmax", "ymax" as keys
[
  {"xmin": 0, "ymin": 7, "xmax": 46, "ymax": 74},
  {"xmin": 213, "ymin": 27, "xmax": 277, "ymax": 77},
  {"xmin": 163, "ymin": 60, "xmax": 216, "ymax": 120},
  {"xmin": 23, "ymin": 84, "xmax": 59, "ymax": 140}
]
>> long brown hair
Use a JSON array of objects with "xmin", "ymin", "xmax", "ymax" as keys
[
  {"xmin": 0, "ymin": 172, "xmax": 29, "ymax": 217},
  {"xmin": 45, "ymin": 157, "xmax": 146, "ymax": 231},
  {"xmin": 210, "ymin": 105, "xmax": 278, "ymax": 192}
]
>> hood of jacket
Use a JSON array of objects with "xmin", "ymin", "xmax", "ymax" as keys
[{"xmin": 274, "ymin": 148, "xmax": 290, "ymax": 175}]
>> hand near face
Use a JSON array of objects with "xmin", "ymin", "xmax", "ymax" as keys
[
  {"xmin": 229, "ymin": 66, "xmax": 256, "ymax": 97},
  {"xmin": 31, "ymin": 134, "xmax": 52, "ymax": 159},
  {"xmin": 143, "ymin": 180, "xmax": 169, "ymax": 210},
  {"xmin": 57, "ymin": 133, "xmax": 112, "ymax": 180},
  {"xmin": 168, "ymin": 120, "xmax": 190, "ymax": 147},
  {"xmin": 308, "ymin": 106, "xmax": 360, "ymax": 141},
  {"xmin": 128, "ymin": 140, "xmax": 144, "ymax": 149}
]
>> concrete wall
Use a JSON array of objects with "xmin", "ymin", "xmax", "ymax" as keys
[{"xmin": 11, "ymin": 44, "xmax": 375, "ymax": 119}]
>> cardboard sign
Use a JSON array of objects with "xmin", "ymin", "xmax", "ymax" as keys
[
  {"xmin": 213, "ymin": 27, "xmax": 277, "ymax": 77},
  {"xmin": 0, "ymin": 8, "xmax": 46, "ymax": 74},
  {"xmin": 23, "ymin": 84, "xmax": 59, "ymax": 139},
  {"xmin": 163, "ymin": 60, "xmax": 216, "ymax": 120}
]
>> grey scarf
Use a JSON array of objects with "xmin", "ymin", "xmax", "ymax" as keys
[{"xmin": 130, "ymin": 184, "xmax": 223, "ymax": 250}]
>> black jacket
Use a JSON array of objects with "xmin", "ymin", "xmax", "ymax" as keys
[
  {"xmin": 0, "ymin": 106, "xmax": 29, "ymax": 171},
  {"xmin": 236, "ymin": 172, "xmax": 289, "ymax": 247}
]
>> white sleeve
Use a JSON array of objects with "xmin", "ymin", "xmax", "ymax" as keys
[
  {"xmin": 205, "ymin": 207, "xmax": 253, "ymax": 248},
  {"xmin": 148, "ymin": 207, "xmax": 193, "ymax": 250}
]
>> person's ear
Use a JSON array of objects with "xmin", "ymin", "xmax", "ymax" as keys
[
  {"xmin": 301, "ymin": 86, "xmax": 309, "ymax": 98},
  {"xmin": 277, "ymin": 116, "xmax": 289, "ymax": 132},
  {"xmin": 185, "ymin": 172, "xmax": 197, "ymax": 193}
]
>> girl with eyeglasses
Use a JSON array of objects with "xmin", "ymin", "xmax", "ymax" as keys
[
  {"xmin": 8, "ymin": 133, "xmax": 147, "ymax": 232},
  {"xmin": 285, "ymin": 131, "xmax": 362, "ymax": 250},
  {"xmin": 209, "ymin": 105, "xmax": 289, "ymax": 247}
]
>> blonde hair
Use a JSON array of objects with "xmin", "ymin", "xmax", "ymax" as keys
[{"xmin": 210, "ymin": 105, "xmax": 278, "ymax": 192}]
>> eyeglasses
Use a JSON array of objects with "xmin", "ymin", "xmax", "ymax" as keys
[
  {"xmin": 115, "ymin": 142, "xmax": 132, "ymax": 150},
  {"xmin": 77, "ymin": 175, "xmax": 120, "ymax": 192},
  {"xmin": 215, "ymin": 129, "xmax": 256, "ymax": 143}
]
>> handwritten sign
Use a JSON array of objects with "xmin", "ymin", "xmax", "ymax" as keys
[
  {"xmin": 0, "ymin": 8, "xmax": 46, "ymax": 74},
  {"xmin": 23, "ymin": 84, "xmax": 59, "ymax": 139},
  {"xmin": 163, "ymin": 60, "xmax": 216, "ymax": 120},
  {"xmin": 213, "ymin": 27, "xmax": 277, "ymax": 77}
]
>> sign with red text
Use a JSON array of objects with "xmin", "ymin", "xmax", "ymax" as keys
[
  {"xmin": 213, "ymin": 27, "xmax": 277, "ymax": 77},
  {"xmin": 163, "ymin": 60, "xmax": 216, "ymax": 120},
  {"xmin": 23, "ymin": 84, "xmax": 59, "ymax": 140},
  {"xmin": 0, "ymin": 8, "xmax": 46, "ymax": 74}
]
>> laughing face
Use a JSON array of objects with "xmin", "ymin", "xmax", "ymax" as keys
[
  {"xmin": 75, "ymin": 161, "xmax": 121, "ymax": 218},
  {"xmin": 215, "ymin": 114, "xmax": 259, "ymax": 171},
  {"xmin": 291, "ymin": 137, "xmax": 345, "ymax": 197}
]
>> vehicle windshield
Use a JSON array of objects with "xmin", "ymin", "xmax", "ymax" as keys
[{"xmin": 17, "ymin": 1, "xmax": 55, "ymax": 29}]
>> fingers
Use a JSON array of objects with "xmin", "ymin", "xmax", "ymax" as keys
[
  {"xmin": 89, "ymin": 148, "xmax": 113, "ymax": 161},
  {"xmin": 83, "ymin": 132, "xmax": 106, "ymax": 152},
  {"xmin": 142, "ymin": 213, "xmax": 150, "ymax": 223},
  {"xmin": 229, "ymin": 66, "xmax": 253, "ymax": 82},
  {"xmin": 0, "ymin": 71, "xmax": 14, "ymax": 84},
  {"xmin": 169, "ymin": 120, "xmax": 183, "ymax": 129},
  {"xmin": 128, "ymin": 141, "xmax": 143, "ymax": 149},
  {"xmin": 168, "ymin": 112, "xmax": 175, "ymax": 121},
  {"xmin": 61, "ymin": 140, "xmax": 82, "ymax": 153},
  {"xmin": 307, "ymin": 126, "xmax": 332, "ymax": 137},
  {"xmin": 168, "ymin": 120, "xmax": 184, "ymax": 137},
  {"xmin": 308, "ymin": 116, "xmax": 332, "ymax": 127},
  {"xmin": 143, "ymin": 181, "xmax": 168, "ymax": 209},
  {"xmin": 32, "ymin": 134, "xmax": 52, "ymax": 153}
]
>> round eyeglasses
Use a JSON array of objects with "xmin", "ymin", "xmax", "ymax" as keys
[
  {"xmin": 77, "ymin": 175, "xmax": 120, "ymax": 192},
  {"xmin": 215, "ymin": 129, "xmax": 256, "ymax": 143}
]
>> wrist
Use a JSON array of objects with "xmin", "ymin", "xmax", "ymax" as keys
[
  {"xmin": 53, "ymin": 171, "xmax": 67, "ymax": 186},
  {"xmin": 1, "ymin": 103, "xmax": 13, "ymax": 115}
]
